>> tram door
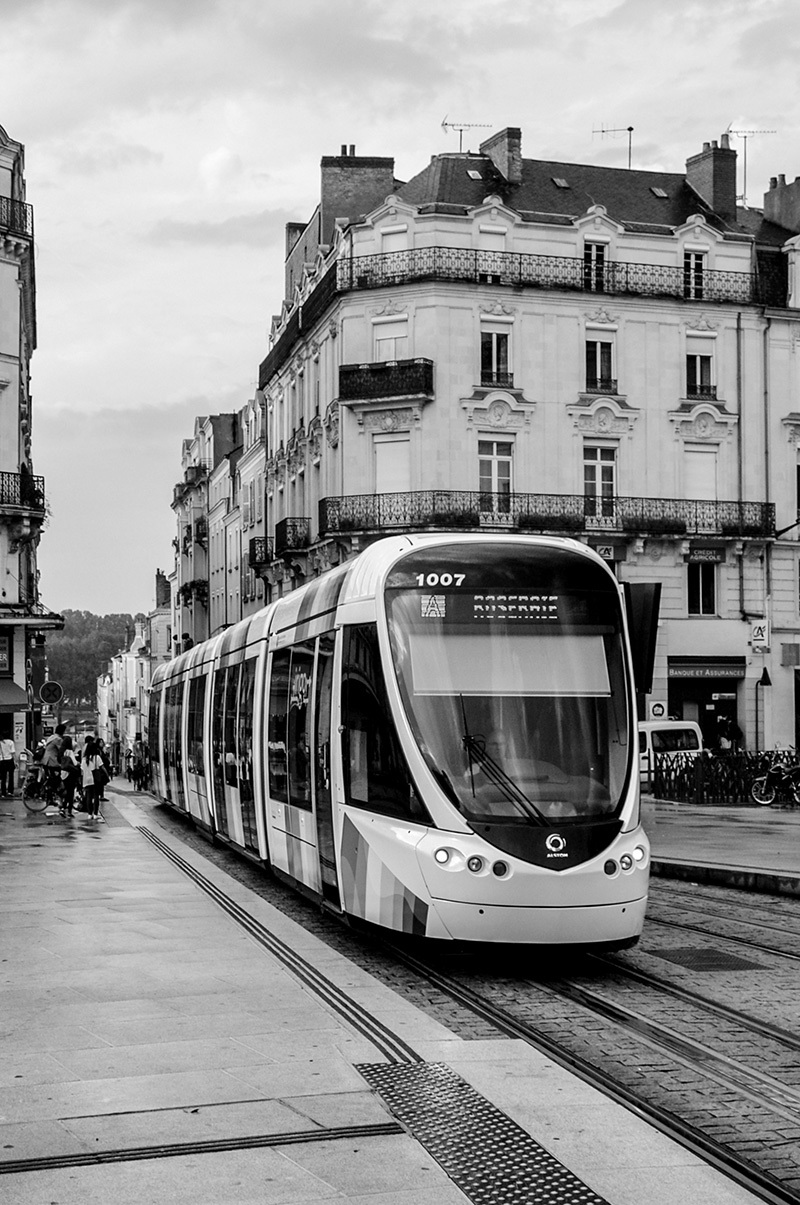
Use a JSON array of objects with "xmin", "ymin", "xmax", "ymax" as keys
[{"xmin": 313, "ymin": 633, "xmax": 340, "ymax": 907}]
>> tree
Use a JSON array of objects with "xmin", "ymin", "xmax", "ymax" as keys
[{"xmin": 46, "ymin": 611, "xmax": 138, "ymax": 706}]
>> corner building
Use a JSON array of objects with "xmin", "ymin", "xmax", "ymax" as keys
[
  {"xmin": 0, "ymin": 124, "xmax": 62, "ymax": 749},
  {"xmin": 255, "ymin": 128, "xmax": 800, "ymax": 750}
]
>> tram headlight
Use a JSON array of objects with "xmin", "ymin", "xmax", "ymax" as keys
[
  {"xmin": 633, "ymin": 845, "xmax": 647, "ymax": 863},
  {"xmin": 467, "ymin": 856, "xmax": 483, "ymax": 873},
  {"xmin": 619, "ymin": 853, "xmax": 634, "ymax": 872},
  {"xmin": 434, "ymin": 848, "xmax": 451, "ymax": 865},
  {"xmin": 492, "ymin": 861, "xmax": 508, "ymax": 878}
]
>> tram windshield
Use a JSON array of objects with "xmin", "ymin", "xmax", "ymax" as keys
[{"xmin": 385, "ymin": 544, "xmax": 632, "ymax": 825}]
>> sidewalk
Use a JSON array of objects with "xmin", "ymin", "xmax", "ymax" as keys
[
  {"xmin": 0, "ymin": 784, "xmax": 765, "ymax": 1205},
  {"xmin": 642, "ymin": 796, "xmax": 800, "ymax": 896}
]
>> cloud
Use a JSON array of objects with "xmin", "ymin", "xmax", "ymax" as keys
[
  {"xmin": 147, "ymin": 207, "xmax": 295, "ymax": 246},
  {"xmin": 58, "ymin": 141, "xmax": 163, "ymax": 175}
]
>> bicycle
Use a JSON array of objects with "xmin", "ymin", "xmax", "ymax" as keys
[{"xmin": 750, "ymin": 751, "xmax": 800, "ymax": 806}]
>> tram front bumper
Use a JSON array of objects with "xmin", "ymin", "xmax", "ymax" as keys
[{"xmin": 427, "ymin": 894, "xmax": 648, "ymax": 945}]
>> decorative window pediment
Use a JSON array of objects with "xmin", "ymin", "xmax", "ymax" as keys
[
  {"xmin": 669, "ymin": 401, "xmax": 737, "ymax": 443},
  {"xmin": 567, "ymin": 396, "xmax": 638, "ymax": 438},
  {"xmin": 462, "ymin": 391, "xmax": 534, "ymax": 430}
]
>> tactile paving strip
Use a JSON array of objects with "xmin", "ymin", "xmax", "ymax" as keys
[{"xmin": 357, "ymin": 1061, "xmax": 609, "ymax": 1205}]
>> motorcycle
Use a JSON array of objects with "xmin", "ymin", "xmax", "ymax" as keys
[{"xmin": 750, "ymin": 750, "xmax": 800, "ymax": 806}]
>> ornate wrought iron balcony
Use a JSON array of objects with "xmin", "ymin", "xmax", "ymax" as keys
[
  {"xmin": 0, "ymin": 471, "xmax": 45, "ymax": 511},
  {"xmin": 259, "ymin": 245, "xmax": 789, "ymax": 390},
  {"xmin": 585, "ymin": 377, "xmax": 618, "ymax": 394},
  {"xmin": 337, "ymin": 248, "xmax": 762, "ymax": 306},
  {"xmin": 0, "ymin": 197, "xmax": 33, "ymax": 239},
  {"xmin": 249, "ymin": 536, "xmax": 273, "ymax": 570},
  {"xmin": 319, "ymin": 490, "xmax": 775, "ymax": 540},
  {"xmin": 686, "ymin": 384, "xmax": 718, "ymax": 400},
  {"xmin": 275, "ymin": 517, "xmax": 310, "ymax": 557},
  {"xmin": 339, "ymin": 358, "xmax": 434, "ymax": 401}
]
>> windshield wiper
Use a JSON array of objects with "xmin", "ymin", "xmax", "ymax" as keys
[{"xmin": 458, "ymin": 696, "xmax": 549, "ymax": 826}]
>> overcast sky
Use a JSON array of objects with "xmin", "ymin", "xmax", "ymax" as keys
[{"xmin": 1, "ymin": 0, "xmax": 798, "ymax": 615}]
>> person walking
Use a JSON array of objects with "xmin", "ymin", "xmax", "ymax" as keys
[
  {"xmin": 59, "ymin": 737, "xmax": 80, "ymax": 817},
  {"xmin": 0, "ymin": 734, "xmax": 15, "ymax": 797},
  {"xmin": 95, "ymin": 738, "xmax": 112, "ymax": 804},
  {"xmin": 81, "ymin": 737, "xmax": 106, "ymax": 821},
  {"xmin": 41, "ymin": 723, "xmax": 67, "ymax": 805}
]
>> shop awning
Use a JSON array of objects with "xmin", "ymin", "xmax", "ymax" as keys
[
  {"xmin": 668, "ymin": 657, "xmax": 747, "ymax": 679},
  {"xmin": 0, "ymin": 678, "xmax": 31, "ymax": 712}
]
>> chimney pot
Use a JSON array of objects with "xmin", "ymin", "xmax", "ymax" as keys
[
  {"xmin": 720, "ymin": 133, "xmax": 730, "ymax": 149},
  {"xmin": 349, "ymin": 144, "xmax": 355, "ymax": 156},
  {"xmin": 703, "ymin": 142, "xmax": 710, "ymax": 152},
  {"xmin": 770, "ymin": 177, "xmax": 778, "ymax": 189},
  {"xmin": 340, "ymin": 144, "xmax": 347, "ymax": 156},
  {"xmin": 711, "ymin": 140, "xmax": 718, "ymax": 149},
  {"xmin": 779, "ymin": 173, "xmax": 786, "ymax": 186}
]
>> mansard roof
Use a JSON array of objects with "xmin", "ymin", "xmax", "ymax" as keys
[{"xmin": 396, "ymin": 152, "xmax": 794, "ymax": 246}]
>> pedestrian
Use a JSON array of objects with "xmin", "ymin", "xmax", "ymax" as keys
[
  {"xmin": 59, "ymin": 736, "xmax": 80, "ymax": 817},
  {"xmin": 95, "ymin": 738, "xmax": 112, "ymax": 802},
  {"xmin": 81, "ymin": 737, "xmax": 106, "ymax": 821},
  {"xmin": 41, "ymin": 723, "xmax": 67, "ymax": 804},
  {"xmin": 0, "ymin": 733, "xmax": 15, "ymax": 797}
]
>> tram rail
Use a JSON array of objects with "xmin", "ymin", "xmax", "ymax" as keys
[{"xmin": 133, "ymin": 811, "xmax": 800, "ymax": 1205}]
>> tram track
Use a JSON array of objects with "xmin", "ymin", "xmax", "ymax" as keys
[{"xmin": 132, "ymin": 802, "xmax": 800, "ymax": 1205}]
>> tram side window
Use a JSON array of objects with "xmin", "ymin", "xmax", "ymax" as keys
[
  {"xmin": 268, "ymin": 649, "xmax": 290, "ymax": 803},
  {"xmin": 288, "ymin": 643, "xmax": 314, "ymax": 810},
  {"xmin": 341, "ymin": 625, "xmax": 427, "ymax": 821},
  {"xmin": 238, "ymin": 659, "xmax": 258, "ymax": 849},
  {"xmin": 186, "ymin": 677, "xmax": 206, "ymax": 776},
  {"xmin": 148, "ymin": 690, "xmax": 162, "ymax": 767},
  {"xmin": 224, "ymin": 666, "xmax": 240, "ymax": 787}
]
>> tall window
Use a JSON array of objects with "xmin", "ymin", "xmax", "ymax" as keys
[
  {"xmin": 684, "ymin": 251, "xmax": 705, "ymax": 299},
  {"xmin": 584, "ymin": 445, "xmax": 616, "ymax": 518},
  {"xmin": 686, "ymin": 353, "xmax": 714, "ymax": 399},
  {"xmin": 684, "ymin": 446, "xmax": 717, "ymax": 501},
  {"xmin": 480, "ymin": 327, "xmax": 511, "ymax": 387},
  {"xmin": 584, "ymin": 242, "xmax": 606, "ymax": 292},
  {"xmin": 585, "ymin": 339, "xmax": 615, "ymax": 392},
  {"xmin": 479, "ymin": 439, "xmax": 513, "ymax": 513},
  {"xmin": 374, "ymin": 318, "xmax": 408, "ymax": 362},
  {"xmin": 688, "ymin": 562, "xmax": 716, "ymax": 615}
]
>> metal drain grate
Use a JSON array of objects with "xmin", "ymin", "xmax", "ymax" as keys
[
  {"xmin": 357, "ymin": 1061, "xmax": 609, "ymax": 1205},
  {"xmin": 650, "ymin": 946, "xmax": 763, "ymax": 971}
]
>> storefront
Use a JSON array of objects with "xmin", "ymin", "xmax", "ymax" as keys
[{"xmin": 667, "ymin": 656, "xmax": 746, "ymax": 749}]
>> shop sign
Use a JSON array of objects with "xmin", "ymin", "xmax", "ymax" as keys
[
  {"xmin": 648, "ymin": 700, "xmax": 667, "ymax": 719},
  {"xmin": 751, "ymin": 620, "xmax": 770, "ymax": 652},
  {"xmin": 712, "ymin": 692, "xmax": 737, "ymax": 701},
  {"xmin": 668, "ymin": 660, "xmax": 746, "ymax": 679},
  {"xmin": 687, "ymin": 547, "xmax": 724, "ymax": 563},
  {"xmin": 0, "ymin": 635, "xmax": 10, "ymax": 674}
]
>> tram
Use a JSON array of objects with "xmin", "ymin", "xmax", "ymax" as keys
[{"xmin": 149, "ymin": 534, "xmax": 653, "ymax": 948}]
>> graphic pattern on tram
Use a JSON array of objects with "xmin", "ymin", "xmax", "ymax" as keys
[{"xmin": 148, "ymin": 535, "xmax": 651, "ymax": 948}]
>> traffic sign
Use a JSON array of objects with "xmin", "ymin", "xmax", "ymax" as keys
[{"xmin": 39, "ymin": 681, "xmax": 63, "ymax": 705}]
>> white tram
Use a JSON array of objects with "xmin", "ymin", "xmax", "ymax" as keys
[{"xmin": 149, "ymin": 534, "xmax": 652, "ymax": 948}]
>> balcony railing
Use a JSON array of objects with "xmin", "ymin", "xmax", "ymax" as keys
[
  {"xmin": 259, "ymin": 246, "xmax": 787, "ymax": 390},
  {"xmin": 337, "ymin": 248, "xmax": 762, "ymax": 306},
  {"xmin": 339, "ymin": 358, "xmax": 434, "ymax": 401},
  {"xmin": 275, "ymin": 517, "xmax": 310, "ymax": 557},
  {"xmin": 480, "ymin": 371, "xmax": 514, "ymax": 389},
  {"xmin": 249, "ymin": 536, "xmax": 273, "ymax": 569},
  {"xmin": 585, "ymin": 377, "xmax": 618, "ymax": 394},
  {"xmin": 686, "ymin": 384, "xmax": 718, "ymax": 400},
  {"xmin": 319, "ymin": 490, "xmax": 775, "ymax": 540},
  {"xmin": 0, "ymin": 471, "xmax": 45, "ymax": 511},
  {"xmin": 0, "ymin": 196, "xmax": 34, "ymax": 239}
]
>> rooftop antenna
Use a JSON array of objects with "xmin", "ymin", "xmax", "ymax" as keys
[
  {"xmin": 441, "ymin": 116, "xmax": 491, "ymax": 154},
  {"xmin": 592, "ymin": 124, "xmax": 634, "ymax": 169},
  {"xmin": 726, "ymin": 125, "xmax": 777, "ymax": 207}
]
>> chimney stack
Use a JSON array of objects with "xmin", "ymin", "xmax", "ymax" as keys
[
  {"xmin": 686, "ymin": 135, "xmax": 737, "ymax": 219},
  {"xmin": 479, "ymin": 127, "xmax": 522, "ymax": 185},
  {"xmin": 764, "ymin": 173, "xmax": 800, "ymax": 233},
  {"xmin": 318, "ymin": 149, "xmax": 395, "ymax": 244}
]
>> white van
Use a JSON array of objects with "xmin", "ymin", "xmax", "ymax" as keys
[{"xmin": 638, "ymin": 719, "xmax": 704, "ymax": 788}]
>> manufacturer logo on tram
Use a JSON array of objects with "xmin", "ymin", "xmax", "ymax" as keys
[{"xmin": 545, "ymin": 833, "xmax": 568, "ymax": 858}]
